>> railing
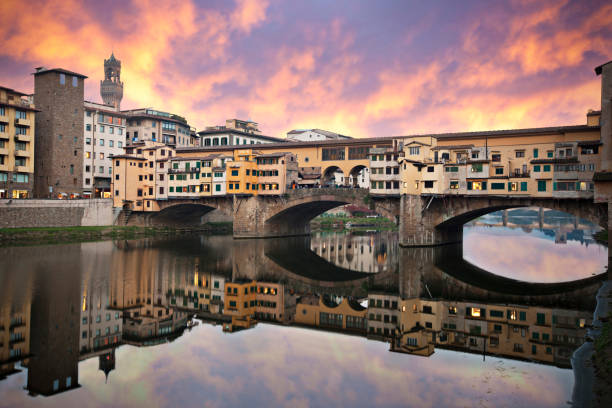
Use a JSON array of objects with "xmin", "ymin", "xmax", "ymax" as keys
[{"xmin": 168, "ymin": 167, "xmax": 200, "ymax": 174}]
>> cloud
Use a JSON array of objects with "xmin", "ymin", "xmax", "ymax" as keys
[{"xmin": 0, "ymin": 0, "xmax": 610, "ymax": 138}]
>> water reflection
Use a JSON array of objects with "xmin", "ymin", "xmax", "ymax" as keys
[
  {"xmin": 464, "ymin": 208, "xmax": 607, "ymax": 282},
  {"xmin": 0, "ymin": 230, "xmax": 604, "ymax": 407}
]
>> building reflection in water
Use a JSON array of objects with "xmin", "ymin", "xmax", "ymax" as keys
[
  {"xmin": 0, "ymin": 228, "xmax": 603, "ymax": 400},
  {"xmin": 310, "ymin": 231, "xmax": 399, "ymax": 273}
]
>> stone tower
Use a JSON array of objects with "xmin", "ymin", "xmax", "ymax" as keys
[{"xmin": 100, "ymin": 53, "xmax": 123, "ymax": 109}]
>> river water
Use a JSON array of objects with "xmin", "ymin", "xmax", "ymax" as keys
[{"xmin": 0, "ymin": 209, "xmax": 607, "ymax": 407}]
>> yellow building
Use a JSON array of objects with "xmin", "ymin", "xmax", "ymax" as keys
[
  {"xmin": 0, "ymin": 86, "xmax": 36, "ymax": 198},
  {"xmin": 226, "ymin": 149, "xmax": 259, "ymax": 195},
  {"xmin": 295, "ymin": 295, "xmax": 367, "ymax": 333},
  {"xmin": 111, "ymin": 141, "xmax": 174, "ymax": 211},
  {"xmin": 223, "ymin": 280, "xmax": 285, "ymax": 323}
]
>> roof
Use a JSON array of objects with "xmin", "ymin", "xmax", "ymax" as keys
[
  {"xmin": 0, "ymin": 85, "xmax": 29, "ymax": 96},
  {"xmin": 587, "ymin": 110, "xmax": 601, "ymax": 116},
  {"xmin": 287, "ymin": 128, "xmax": 352, "ymax": 139},
  {"xmin": 431, "ymin": 144, "xmax": 474, "ymax": 151},
  {"xmin": 179, "ymin": 124, "xmax": 598, "ymax": 154},
  {"xmin": 577, "ymin": 140, "xmax": 602, "ymax": 146},
  {"xmin": 32, "ymin": 67, "xmax": 88, "ymax": 78},
  {"xmin": 256, "ymin": 152, "xmax": 292, "ymax": 158},
  {"xmin": 109, "ymin": 155, "xmax": 146, "ymax": 160},
  {"xmin": 595, "ymin": 60, "xmax": 612, "ymax": 75},
  {"xmin": 170, "ymin": 154, "xmax": 219, "ymax": 162}
]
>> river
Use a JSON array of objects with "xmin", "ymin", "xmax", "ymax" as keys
[{"xmin": 0, "ymin": 208, "xmax": 607, "ymax": 407}]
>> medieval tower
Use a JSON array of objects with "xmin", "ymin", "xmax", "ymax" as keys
[{"xmin": 100, "ymin": 53, "xmax": 123, "ymax": 109}]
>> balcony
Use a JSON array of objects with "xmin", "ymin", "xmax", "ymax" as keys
[
  {"xmin": 0, "ymin": 146, "xmax": 8, "ymax": 155},
  {"xmin": 511, "ymin": 171, "xmax": 530, "ymax": 178},
  {"xmin": 15, "ymin": 118, "xmax": 30, "ymax": 127},
  {"xmin": 15, "ymin": 133, "xmax": 30, "ymax": 142},
  {"xmin": 0, "ymin": 113, "xmax": 8, "ymax": 123},
  {"xmin": 0, "ymin": 131, "xmax": 8, "ymax": 140},
  {"xmin": 15, "ymin": 149, "xmax": 31, "ymax": 158},
  {"xmin": 16, "ymin": 165, "xmax": 29, "ymax": 173}
]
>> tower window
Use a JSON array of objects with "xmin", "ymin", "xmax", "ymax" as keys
[
  {"xmin": 72, "ymin": 76, "xmax": 78, "ymax": 87},
  {"xmin": 59, "ymin": 73, "xmax": 65, "ymax": 84}
]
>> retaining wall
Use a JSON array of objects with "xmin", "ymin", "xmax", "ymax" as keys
[{"xmin": 0, "ymin": 199, "xmax": 113, "ymax": 228}]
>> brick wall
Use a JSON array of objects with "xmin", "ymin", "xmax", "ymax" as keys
[{"xmin": 0, "ymin": 199, "xmax": 112, "ymax": 228}]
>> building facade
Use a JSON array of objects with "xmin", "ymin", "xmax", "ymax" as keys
[
  {"xmin": 33, "ymin": 68, "xmax": 87, "ymax": 198},
  {"xmin": 287, "ymin": 128, "xmax": 352, "ymax": 142},
  {"xmin": 123, "ymin": 108, "xmax": 196, "ymax": 148},
  {"xmin": 0, "ymin": 86, "xmax": 36, "ymax": 198},
  {"xmin": 83, "ymin": 101, "xmax": 126, "ymax": 197}
]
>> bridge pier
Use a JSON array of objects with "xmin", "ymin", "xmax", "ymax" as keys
[{"xmin": 399, "ymin": 194, "xmax": 462, "ymax": 247}]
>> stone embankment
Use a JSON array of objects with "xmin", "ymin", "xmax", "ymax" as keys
[{"xmin": 0, "ymin": 199, "xmax": 113, "ymax": 228}]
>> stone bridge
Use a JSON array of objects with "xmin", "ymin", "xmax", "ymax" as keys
[
  {"xmin": 399, "ymin": 194, "xmax": 608, "ymax": 247},
  {"xmin": 122, "ymin": 190, "xmax": 608, "ymax": 257}
]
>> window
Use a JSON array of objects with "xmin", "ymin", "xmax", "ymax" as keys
[
  {"xmin": 100, "ymin": 153, "xmax": 104, "ymax": 159},
  {"xmin": 471, "ymin": 163, "xmax": 483, "ymax": 172},
  {"xmin": 467, "ymin": 181, "xmax": 486, "ymax": 190},
  {"xmin": 86, "ymin": 124, "xmax": 91, "ymax": 131},
  {"xmin": 471, "ymin": 151, "xmax": 479, "ymax": 159},
  {"xmin": 86, "ymin": 137, "xmax": 91, "ymax": 145},
  {"xmin": 85, "ymin": 152, "xmax": 91, "ymax": 159},
  {"xmin": 491, "ymin": 154, "xmax": 501, "ymax": 162},
  {"xmin": 424, "ymin": 180, "xmax": 434, "ymax": 188},
  {"xmin": 490, "ymin": 310, "xmax": 504, "ymax": 318},
  {"xmin": 348, "ymin": 147, "xmax": 369, "ymax": 160},
  {"xmin": 515, "ymin": 150, "xmax": 525, "ymax": 158},
  {"xmin": 495, "ymin": 167, "xmax": 504, "ymax": 175},
  {"xmin": 59, "ymin": 73, "xmax": 65, "ymax": 84},
  {"xmin": 69, "ymin": 164, "xmax": 74, "ymax": 174},
  {"xmin": 99, "ymin": 166, "xmax": 104, "ymax": 173},
  {"xmin": 543, "ymin": 164, "xmax": 550, "ymax": 172},
  {"xmin": 99, "ymin": 125, "xmax": 105, "ymax": 133},
  {"xmin": 427, "ymin": 166, "xmax": 434, "ymax": 173},
  {"xmin": 449, "ymin": 180, "xmax": 459, "ymax": 189},
  {"xmin": 231, "ymin": 170, "xmax": 239, "ymax": 176},
  {"xmin": 109, "ymin": 140, "xmax": 114, "ymax": 147},
  {"xmin": 445, "ymin": 166, "xmax": 458, "ymax": 172},
  {"xmin": 322, "ymin": 147, "xmax": 345, "ymax": 161},
  {"xmin": 537, "ymin": 180, "xmax": 546, "ymax": 192},
  {"xmin": 118, "ymin": 141, "xmax": 123, "ymax": 148},
  {"xmin": 408, "ymin": 146, "xmax": 420, "ymax": 155},
  {"xmin": 72, "ymin": 76, "xmax": 78, "ymax": 87},
  {"xmin": 99, "ymin": 139, "xmax": 104, "ymax": 146},
  {"xmin": 533, "ymin": 165, "xmax": 540, "ymax": 172},
  {"xmin": 547, "ymin": 151, "xmax": 553, "ymax": 158},
  {"xmin": 533, "ymin": 148, "xmax": 539, "ymax": 158}
]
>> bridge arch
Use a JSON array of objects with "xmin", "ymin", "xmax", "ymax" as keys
[
  {"xmin": 400, "ymin": 195, "xmax": 608, "ymax": 247},
  {"xmin": 233, "ymin": 188, "xmax": 398, "ymax": 238},
  {"xmin": 146, "ymin": 198, "xmax": 232, "ymax": 226},
  {"xmin": 348, "ymin": 164, "xmax": 369, "ymax": 188},
  {"xmin": 322, "ymin": 165, "xmax": 346, "ymax": 187}
]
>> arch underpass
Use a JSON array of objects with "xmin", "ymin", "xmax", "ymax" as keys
[
  {"xmin": 400, "ymin": 194, "xmax": 608, "ymax": 246},
  {"xmin": 147, "ymin": 203, "xmax": 223, "ymax": 226}
]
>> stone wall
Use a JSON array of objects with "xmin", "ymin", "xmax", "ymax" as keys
[{"xmin": 0, "ymin": 199, "xmax": 113, "ymax": 228}]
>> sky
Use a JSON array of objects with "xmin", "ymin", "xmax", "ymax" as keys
[{"xmin": 0, "ymin": 0, "xmax": 610, "ymax": 138}]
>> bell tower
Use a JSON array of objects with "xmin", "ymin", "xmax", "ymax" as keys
[{"xmin": 100, "ymin": 53, "xmax": 123, "ymax": 109}]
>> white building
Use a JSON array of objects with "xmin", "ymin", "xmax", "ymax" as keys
[
  {"xmin": 287, "ymin": 128, "xmax": 353, "ymax": 142},
  {"xmin": 199, "ymin": 119, "xmax": 286, "ymax": 147},
  {"xmin": 83, "ymin": 101, "xmax": 126, "ymax": 197}
]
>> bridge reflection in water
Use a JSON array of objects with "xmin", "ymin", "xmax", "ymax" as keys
[{"xmin": 0, "ymin": 232, "xmax": 605, "ymax": 399}]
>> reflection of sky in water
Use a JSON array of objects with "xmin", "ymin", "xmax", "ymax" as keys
[
  {"xmin": 0, "ymin": 324, "xmax": 572, "ymax": 408},
  {"xmin": 463, "ymin": 225, "xmax": 608, "ymax": 283}
]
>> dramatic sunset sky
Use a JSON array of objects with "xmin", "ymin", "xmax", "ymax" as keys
[{"xmin": 1, "ymin": 0, "xmax": 610, "ymax": 138}]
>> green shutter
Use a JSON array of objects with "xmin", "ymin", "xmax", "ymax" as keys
[
  {"xmin": 519, "ymin": 311, "xmax": 526, "ymax": 321},
  {"xmin": 534, "ymin": 165, "xmax": 540, "ymax": 172},
  {"xmin": 508, "ymin": 182, "xmax": 512, "ymax": 191},
  {"xmin": 553, "ymin": 182, "xmax": 557, "ymax": 191},
  {"xmin": 544, "ymin": 165, "xmax": 551, "ymax": 172},
  {"xmin": 467, "ymin": 182, "xmax": 473, "ymax": 190},
  {"xmin": 533, "ymin": 148, "xmax": 538, "ymax": 158},
  {"xmin": 521, "ymin": 182, "xmax": 527, "ymax": 191},
  {"xmin": 576, "ymin": 181, "xmax": 581, "ymax": 190}
]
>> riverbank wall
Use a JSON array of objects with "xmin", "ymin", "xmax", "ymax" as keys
[{"xmin": 0, "ymin": 199, "xmax": 114, "ymax": 228}]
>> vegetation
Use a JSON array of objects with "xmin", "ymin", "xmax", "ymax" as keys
[
  {"xmin": 0, "ymin": 223, "xmax": 232, "ymax": 247},
  {"xmin": 311, "ymin": 214, "xmax": 397, "ymax": 231},
  {"xmin": 594, "ymin": 229, "xmax": 608, "ymax": 243}
]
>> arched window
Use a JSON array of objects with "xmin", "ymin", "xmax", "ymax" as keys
[
  {"xmin": 221, "ymin": 137, "xmax": 228, "ymax": 145},
  {"xmin": 204, "ymin": 138, "xmax": 211, "ymax": 146},
  {"xmin": 213, "ymin": 138, "xmax": 219, "ymax": 146}
]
